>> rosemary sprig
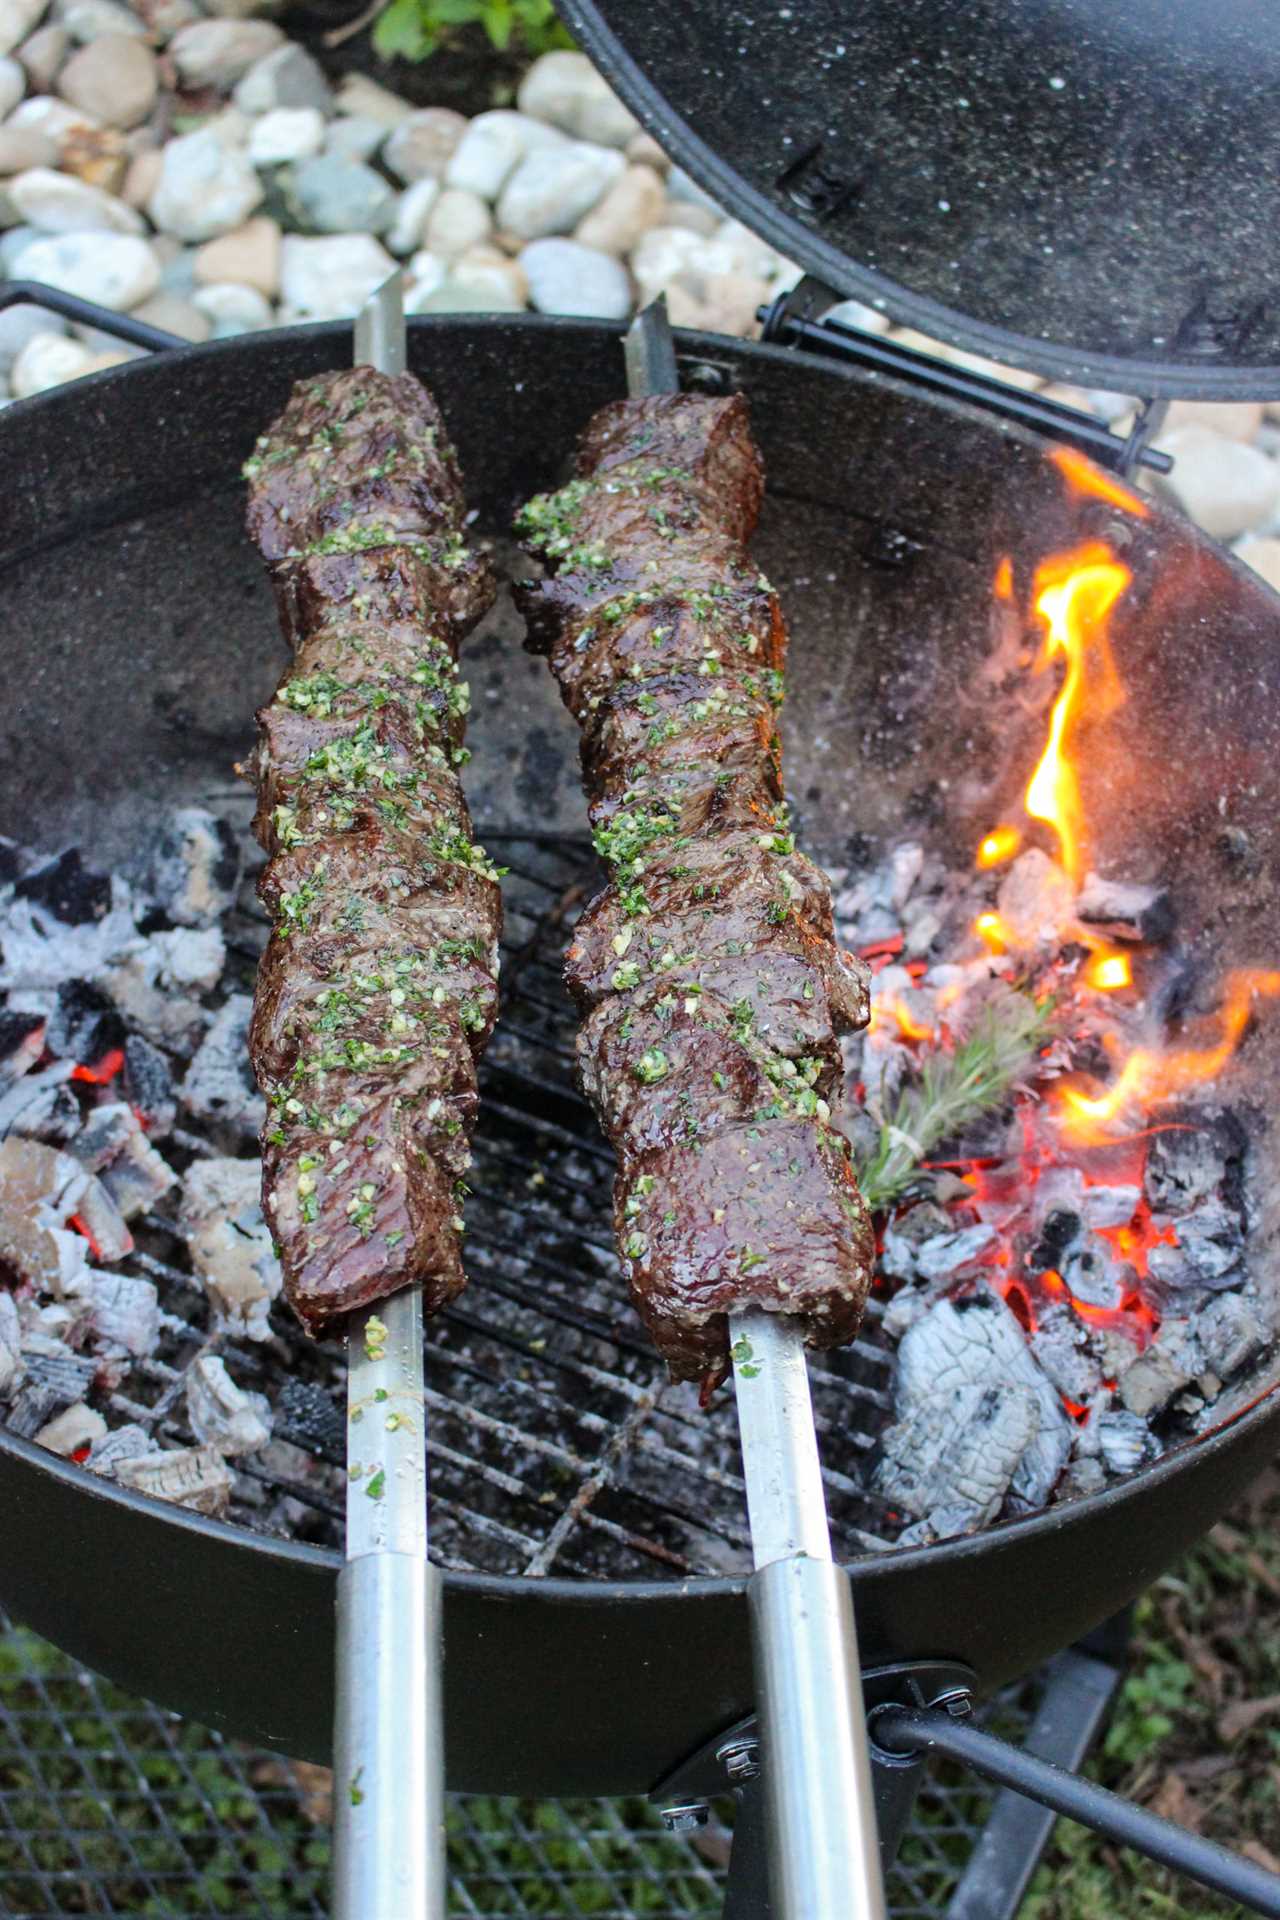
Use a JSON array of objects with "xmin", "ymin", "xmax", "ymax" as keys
[{"xmin": 858, "ymin": 992, "xmax": 1057, "ymax": 1213}]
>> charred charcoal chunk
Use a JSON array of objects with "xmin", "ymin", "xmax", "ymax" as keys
[
  {"xmin": 1146, "ymin": 1198, "xmax": 1244, "ymax": 1297},
  {"xmin": 146, "ymin": 808, "xmax": 242, "ymax": 929},
  {"xmin": 0, "ymin": 1010, "xmax": 46, "ymax": 1085},
  {"xmin": 15, "ymin": 849, "xmax": 111, "ymax": 925},
  {"xmin": 1144, "ymin": 1118, "xmax": 1241, "ymax": 1215},
  {"xmin": 46, "ymin": 978, "xmax": 125, "ymax": 1064},
  {"xmin": 0, "ymin": 839, "xmax": 25, "ymax": 888},
  {"xmin": 121, "ymin": 1033, "xmax": 176, "ymax": 1137},
  {"xmin": 276, "ymin": 1378, "xmax": 344, "ymax": 1463}
]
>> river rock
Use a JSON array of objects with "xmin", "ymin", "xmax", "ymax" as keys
[
  {"xmin": 422, "ymin": 183, "xmax": 489, "ymax": 260},
  {"xmin": 192, "ymin": 278, "xmax": 271, "ymax": 334},
  {"xmin": 192, "ymin": 210, "xmax": 278, "ymax": 295},
  {"xmin": 403, "ymin": 246, "xmax": 445, "ymax": 310},
  {"xmin": 169, "ymin": 18, "xmax": 283, "ymax": 87},
  {"xmin": 517, "ymin": 49, "xmax": 637, "ymax": 147},
  {"xmin": 659, "ymin": 196, "xmax": 719, "ymax": 236},
  {"xmin": 11, "ymin": 328, "xmax": 91, "ymax": 393},
  {"xmin": 121, "ymin": 145, "xmax": 161, "ymax": 207},
  {"xmin": 496, "ymin": 139, "xmax": 623, "ymax": 240},
  {"xmin": 630, "ymin": 223, "xmax": 707, "ymax": 302},
  {"xmin": 0, "ymin": 299, "xmax": 62, "ymax": 370},
  {"xmin": 246, "ymin": 104, "xmax": 323, "ymax": 166},
  {"xmin": 663, "ymin": 267, "xmax": 767, "ymax": 338},
  {"xmin": 385, "ymin": 173, "xmax": 437, "ymax": 255},
  {"xmin": 520, "ymin": 235, "xmax": 629, "ymax": 318},
  {"xmin": 413, "ymin": 270, "xmax": 523, "ymax": 315},
  {"xmin": 279, "ymin": 230, "xmax": 392, "ymax": 319},
  {"xmin": 383, "ymin": 104, "xmax": 465, "ymax": 183},
  {"xmin": 1160, "ymin": 398, "xmax": 1265, "ymax": 444},
  {"xmin": 9, "ymin": 91, "xmax": 99, "ymax": 140},
  {"xmin": 289, "ymin": 151, "xmax": 394, "ymax": 233},
  {"xmin": 0, "ymin": 126, "xmax": 56, "ymax": 170},
  {"xmin": 16, "ymin": 22, "xmax": 65, "ymax": 86},
  {"xmin": 232, "ymin": 40, "xmax": 330, "ymax": 114},
  {"xmin": 445, "ymin": 108, "xmax": 563, "ymax": 201},
  {"xmin": 56, "ymin": 29, "xmax": 152, "ymax": 124},
  {"xmin": 626, "ymin": 131, "xmax": 667, "ymax": 170},
  {"xmin": 0, "ymin": 50, "xmax": 21, "ymax": 112},
  {"xmin": 9, "ymin": 164, "xmax": 142, "ymax": 232},
  {"xmin": 333, "ymin": 71, "xmax": 411, "ymax": 129},
  {"xmin": 665, "ymin": 162, "xmax": 723, "ymax": 214},
  {"xmin": 1233, "ymin": 534, "xmax": 1280, "ymax": 594},
  {"xmin": 0, "ymin": 0, "xmax": 44, "ymax": 56},
  {"xmin": 575, "ymin": 161, "xmax": 663, "ymax": 255},
  {"xmin": 1158, "ymin": 425, "xmax": 1280, "ymax": 540},
  {"xmin": 131, "ymin": 288, "xmax": 209, "ymax": 339},
  {"xmin": 58, "ymin": 0, "xmax": 146, "ymax": 40},
  {"xmin": 132, "ymin": 0, "xmax": 198, "ymax": 40},
  {"xmin": 148, "ymin": 126, "xmax": 262, "ymax": 242},
  {"xmin": 0, "ymin": 222, "xmax": 39, "ymax": 270},
  {"xmin": 325, "ymin": 112, "xmax": 381, "ymax": 161},
  {"xmin": 12, "ymin": 227, "xmax": 158, "ymax": 306}
]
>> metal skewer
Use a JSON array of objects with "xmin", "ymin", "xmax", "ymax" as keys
[
  {"xmin": 333, "ymin": 270, "xmax": 445, "ymax": 1920},
  {"xmin": 624, "ymin": 298, "xmax": 887, "ymax": 1920}
]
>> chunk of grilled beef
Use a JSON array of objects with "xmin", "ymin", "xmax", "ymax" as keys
[
  {"xmin": 244, "ymin": 366, "xmax": 500, "ymax": 1336},
  {"xmin": 515, "ymin": 391, "xmax": 872, "ymax": 1391}
]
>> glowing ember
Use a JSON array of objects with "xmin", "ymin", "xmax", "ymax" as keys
[
  {"xmin": 976, "ymin": 826, "xmax": 1022, "ymax": 870},
  {"xmin": 1085, "ymin": 950, "xmax": 1131, "ymax": 992},
  {"xmin": 1048, "ymin": 446, "xmax": 1151, "ymax": 520},
  {"xmin": 993, "ymin": 553, "xmax": 1015, "ymax": 600},
  {"xmin": 974, "ymin": 910, "xmax": 1010, "ymax": 954},
  {"xmin": 70, "ymin": 1048, "xmax": 125, "ymax": 1086},
  {"xmin": 1024, "ymin": 544, "xmax": 1131, "ymax": 882}
]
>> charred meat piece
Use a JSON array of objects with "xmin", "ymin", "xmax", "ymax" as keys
[
  {"xmin": 515, "ymin": 391, "xmax": 873, "ymax": 1391},
  {"xmin": 244, "ymin": 367, "xmax": 500, "ymax": 1337}
]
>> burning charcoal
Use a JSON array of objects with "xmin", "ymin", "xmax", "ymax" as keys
[
  {"xmin": 1060, "ymin": 1239, "xmax": 1132, "ymax": 1312},
  {"xmin": 179, "ymin": 1157, "xmax": 282, "ymax": 1342},
  {"xmin": 876, "ymin": 1379, "xmax": 1038, "ymax": 1532},
  {"xmin": 996, "ymin": 848, "xmax": 1075, "ymax": 950},
  {"xmin": 1058, "ymin": 1456, "xmax": 1107, "ymax": 1501},
  {"xmin": 121, "ymin": 1034, "xmax": 176, "ymax": 1138},
  {"xmin": 903, "ymin": 902, "xmax": 943, "ymax": 959},
  {"xmin": 1147, "ymin": 1198, "xmax": 1243, "ymax": 1296},
  {"xmin": 887, "ymin": 843, "xmax": 925, "ymax": 912},
  {"xmin": 185, "ymin": 1354, "xmax": 272, "ymax": 1456},
  {"xmin": 1030, "ymin": 1304, "xmax": 1103, "ymax": 1403},
  {"xmin": 880, "ymin": 1202, "xmax": 954, "ymax": 1282},
  {"xmin": 113, "ymin": 1444, "xmax": 233, "ymax": 1517},
  {"xmin": 1144, "ymin": 1123, "xmax": 1235, "ymax": 1215},
  {"xmin": 69, "ymin": 1101, "xmax": 140, "ymax": 1174},
  {"xmin": 180, "ymin": 996, "xmax": 265, "ymax": 1142},
  {"xmin": 9, "ymin": 1080, "xmax": 83, "ymax": 1146},
  {"xmin": 99, "ymin": 1132, "xmax": 177, "ymax": 1222},
  {"xmin": 14, "ymin": 850, "xmax": 112, "ymax": 927},
  {"xmin": 0, "ymin": 876, "xmax": 140, "ymax": 994},
  {"xmin": 85, "ymin": 1423, "xmax": 159, "ymax": 1478},
  {"xmin": 45, "ymin": 979, "xmax": 125, "ymax": 1065},
  {"xmin": 1079, "ymin": 1185, "xmax": 1141, "ymax": 1231},
  {"xmin": 1096, "ymin": 1409, "xmax": 1152, "ymax": 1475},
  {"xmin": 0, "ymin": 1010, "xmax": 46, "ymax": 1087},
  {"xmin": 0, "ymin": 1291, "xmax": 22, "ymax": 1397},
  {"xmin": 914, "ymin": 1224, "xmax": 998, "ymax": 1284},
  {"xmin": 0, "ymin": 1137, "xmax": 94, "ymax": 1297},
  {"xmin": 34, "ymin": 1402, "xmax": 107, "ymax": 1457},
  {"xmin": 1117, "ymin": 1318, "xmax": 1200, "ymax": 1417},
  {"xmin": 893, "ymin": 1286, "xmax": 1072, "ymax": 1511},
  {"xmin": 69, "ymin": 1178, "xmax": 133, "ymax": 1264},
  {"xmin": 1076, "ymin": 873, "xmax": 1175, "ymax": 946},
  {"xmin": 86, "ymin": 1272, "xmax": 159, "ymax": 1358},
  {"xmin": 102, "ymin": 928, "xmax": 225, "ymax": 1051},
  {"xmin": 0, "ymin": 1060, "xmax": 78, "ymax": 1141},
  {"xmin": 1194, "ymin": 1292, "xmax": 1269, "ymax": 1384},
  {"xmin": 277, "ymin": 1379, "xmax": 344, "ymax": 1462},
  {"xmin": 146, "ymin": 808, "xmax": 242, "ymax": 930},
  {"xmin": 21, "ymin": 1349, "xmax": 96, "ymax": 1406}
]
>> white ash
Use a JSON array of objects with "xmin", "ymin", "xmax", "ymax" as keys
[
  {"xmin": 876, "ymin": 1378, "xmax": 1038, "ymax": 1536},
  {"xmin": 0, "ymin": 868, "xmax": 140, "ymax": 992},
  {"xmin": 100, "ymin": 927, "xmax": 224, "ymax": 1050},
  {"xmin": 1117, "ymin": 1317, "xmax": 1201, "ymax": 1417},
  {"xmin": 1030, "ymin": 1305, "xmax": 1103, "ymax": 1403},
  {"xmin": 85, "ymin": 1422, "xmax": 161, "ymax": 1478},
  {"xmin": 0, "ymin": 1291, "xmax": 22, "ymax": 1397},
  {"xmin": 0, "ymin": 1137, "xmax": 96, "ymax": 1296},
  {"xmin": 1058, "ymin": 1238, "xmax": 1130, "ymax": 1311},
  {"xmin": 99, "ymin": 1130, "xmax": 178, "ymax": 1221},
  {"xmin": 1095, "ymin": 1410, "xmax": 1153, "ymax": 1475},
  {"xmin": 67, "ymin": 1100, "xmax": 140, "ymax": 1173},
  {"xmin": 113, "ymin": 1443, "xmax": 234, "ymax": 1517},
  {"xmin": 1144, "ymin": 1122, "xmax": 1237, "ymax": 1214},
  {"xmin": 879, "ymin": 1201, "xmax": 953, "ymax": 1282},
  {"xmin": 144, "ymin": 808, "xmax": 242, "ymax": 929},
  {"xmin": 1075, "ymin": 873, "xmax": 1174, "ymax": 946},
  {"xmin": 34, "ymin": 1401, "xmax": 107, "ymax": 1457},
  {"xmin": 1147, "ymin": 1198, "xmax": 1244, "ymax": 1296},
  {"xmin": 185, "ymin": 1353, "xmax": 272, "ymax": 1456},
  {"xmin": 0, "ymin": 1011, "xmax": 46, "ymax": 1086},
  {"xmin": 83, "ymin": 1271, "xmax": 160, "ymax": 1358},
  {"xmin": 1078, "ymin": 1184, "xmax": 1143, "ymax": 1230},
  {"xmin": 1194, "ymin": 1292, "xmax": 1269, "ymax": 1384},
  {"xmin": 179, "ymin": 1156, "xmax": 281, "ymax": 1342},
  {"xmin": 0, "ymin": 1058, "xmax": 76, "ymax": 1138},
  {"xmin": 180, "ymin": 994, "xmax": 266, "ymax": 1141}
]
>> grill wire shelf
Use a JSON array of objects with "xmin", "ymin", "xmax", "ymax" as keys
[{"xmin": 0, "ymin": 1614, "xmax": 1064, "ymax": 1918}]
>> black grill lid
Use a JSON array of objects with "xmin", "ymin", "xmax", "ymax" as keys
[{"xmin": 559, "ymin": 0, "xmax": 1280, "ymax": 398}]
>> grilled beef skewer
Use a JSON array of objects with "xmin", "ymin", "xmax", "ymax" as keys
[
  {"xmin": 515, "ymin": 392, "xmax": 874, "ymax": 1392},
  {"xmin": 244, "ymin": 367, "xmax": 501, "ymax": 1337}
]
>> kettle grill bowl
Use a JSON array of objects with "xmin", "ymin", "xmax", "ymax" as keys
[{"xmin": 0, "ymin": 317, "xmax": 1278, "ymax": 1792}]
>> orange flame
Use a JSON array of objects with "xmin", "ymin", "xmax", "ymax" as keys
[
  {"xmin": 976, "ymin": 825, "xmax": 1022, "ymax": 870},
  {"xmin": 993, "ymin": 554, "xmax": 1014, "ymax": 600},
  {"xmin": 1057, "ymin": 969, "xmax": 1280, "ymax": 1143},
  {"xmin": 974, "ymin": 910, "xmax": 1010, "ymax": 955},
  {"xmin": 1024, "ymin": 544, "xmax": 1131, "ymax": 882},
  {"xmin": 871, "ymin": 990, "xmax": 935, "ymax": 1045},
  {"xmin": 1049, "ymin": 446, "xmax": 1150, "ymax": 520},
  {"xmin": 1085, "ymin": 950, "xmax": 1131, "ymax": 992}
]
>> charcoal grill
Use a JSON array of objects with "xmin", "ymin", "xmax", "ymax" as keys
[{"xmin": 6, "ymin": 0, "xmax": 1280, "ymax": 1908}]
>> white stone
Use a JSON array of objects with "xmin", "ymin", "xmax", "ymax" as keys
[
  {"xmin": 403, "ymin": 246, "xmax": 446, "ymax": 310},
  {"xmin": 0, "ymin": 299, "xmax": 63, "ymax": 372},
  {"xmin": 10, "ymin": 327, "xmax": 91, "ymax": 393},
  {"xmin": 710, "ymin": 217, "xmax": 786, "ymax": 282},
  {"xmin": 385, "ymin": 174, "xmax": 438, "ymax": 256},
  {"xmin": 325, "ymin": 112, "xmax": 381, "ymax": 161},
  {"xmin": 279, "ymin": 230, "xmax": 393, "ymax": 319},
  {"xmin": 131, "ymin": 289, "xmax": 209, "ymax": 340},
  {"xmin": 445, "ymin": 108, "xmax": 564, "ymax": 201},
  {"xmin": 8, "ymin": 91, "xmax": 99, "ymax": 140},
  {"xmin": 333, "ymin": 70, "xmax": 412, "ymax": 128},
  {"xmin": 148, "ymin": 127, "xmax": 263, "ymax": 242},
  {"xmin": 382, "ymin": 103, "xmax": 466, "ymax": 183},
  {"xmin": 0, "ymin": 125, "xmax": 54, "ymax": 170},
  {"xmin": 15, "ymin": 22, "xmax": 65, "ymax": 89},
  {"xmin": 169, "ymin": 17, "xmax": 282, "ymax": 86},
  {"xmin": 9, "ymin": 165, "xmax": 142, "ymax": 233},
  {"xmin": 290, "ymin": 150, "xmax": 394, "ymax": 233},
  {"xmin": 517, "ymin": 49, "xmax": 637, "ymax": 147},
  {"xmin": 824, "ymin": 297, "xmax": 892, "ymax": 335},
  {"xmin": 629, "ymin": 224, "xmax": 707, "ymax": 302},
  {"xmin": 58, "ymin": 0, "xmax": 146, "ymax": 41},
  {"xmin": 192, "ymin": 211, "xmax": 279, "ymax": 295},
  {"xmin": 1158, "ymin": 425, "xmax": 1280, "ymax": 540},
  {"xmin": 422, "ymin": 183, "xmax": 490, "ymax": 260},
  {"xmin": 413, "ymin": 271, "xmax": 524, "ymax": 315},
  {"xmin": 1232, "ymin": 534, "xmax": 1280, "ymax": 594},
  {"xmin": 0, "ymin": 51, "xmax": 23, "ymax": 113},
  {"xmin": 191, "ymin": 277, "xmax": 271, "ymax": 334},
  {"xmin": 0, "ymin": 0, "xmax": 44, "ymax": 56},
  {"xmin": 56, "ymin": 31, "xmax": 155, "ymax": 127},
  {"xmin": 665, "ymin": 163, "xmax": 723, "ymax": 214},
  {"xmin": 247, "ymin": 103, "xmax": 323, "ymax": 166},
  {"xmin": 231, "ymin": 40, "xmax": 330, "ymax": 114},
  {"xmin": 575, "ymin": 161, "xmax": 663, "ymax": 255},
  {"xmin": 11, "ymin": 228, "xmax": 158, "ymax": 307},
  {"xmin": 496, "ymin": 139, "xmax": 624, "ymax": 241},
  {"xmin": 520, "ymin": 235, "xmax": 629, "ymax": 318},
  {"xmin": 1158, "ymin": 399, "xmax": 1265, "ymax": 445}
]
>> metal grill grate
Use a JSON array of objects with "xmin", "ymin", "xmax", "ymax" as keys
[
  {"xmin": 0, "ymin": 1617, "xmax": 1043, "ymax": 1918},
  {"xmin": 51, "ymin": 827, "xmax": 901, "ymax": 1582}
]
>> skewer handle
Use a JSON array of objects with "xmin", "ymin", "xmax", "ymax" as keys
[{"xmin": 734, "ymin": 1309, "xmax": 887, "ymax": 1920}]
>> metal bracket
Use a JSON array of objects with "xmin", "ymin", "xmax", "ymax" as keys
[
  {"xmin": 651, "ymin": 1659, "xmax": 976, "ymax": 1920},
  {"xmin": 758, "ymin": 276, "xmax": 1174, "ymax": 481}
]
